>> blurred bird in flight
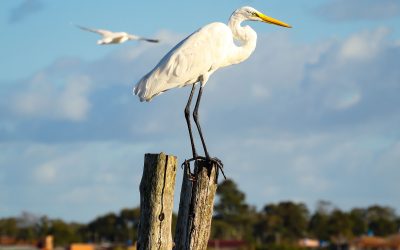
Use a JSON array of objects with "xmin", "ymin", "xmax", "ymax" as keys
[{"xmin": 75, "ymin": 24, "xmax": 159, "ymax": 45}]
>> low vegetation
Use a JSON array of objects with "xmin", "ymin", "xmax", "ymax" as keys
[{"xmin": 1, "ymin": 179, "xmax": 399, "ymax": 249}]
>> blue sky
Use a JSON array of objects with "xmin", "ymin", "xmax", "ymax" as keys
[{"xmin": 1, "ymin": 0, "xmax": 400, "ymax": 222}]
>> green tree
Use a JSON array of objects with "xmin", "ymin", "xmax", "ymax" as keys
[
  {"xmin": 349, "ymin": 208, "xmax": 368, "ymax": 236},
  {"xmin": 309, "ymin": 212, "xmax": 329, "ymax": 240},
  {"xmin": 395, "ymin": 217, "xmax": 400, "ymax": 232},
  {"xmin": 212, "ymin": 179, "xmax": 257, "ymax": 242},
  {"xmin": 49, "ymin": 220, "xmax": 83, "ymax": 246},
  {"xmin": 254, "ymin": 208, "xmax": 283, "ymax": 244},
  {"xmin": 15, "ymin": 212, "xmax": 40, "ymax": 243},
  {"xmin": 215, "ymin": 179, "xmax": 248, "ymax": 217},
  {"xmin": 119, "ymin": 207, "xmax": 141, "ymax": 242},
  {"xmin": 366, "ymin": 205, "xmax": 397, "ymax": 236},
  {"xmin": 37, "ymin": 216, "xmax": 51, "ymax": 239},
  {"xmin": 0, "ymin": 218, "xmax": 18, "ymax": 237},
  {"xmin": 327, "ymin": 209, "xmax": 353, "ymax": 244},
  {"xmin": 309, "ymin": 200, "xmax": 334, "ymax": 241},
  {"xmin": 82, "ymin": 207, "xmax": 143, "ymax": 244},
  {"xmin": 256, "ymin": 201, "xmax": 309, "ymax": 244},
  {"xmin": 16, "ymin": 227, "xmax": 35, "ymax": 242},
  {"xmin": 86, "ymin": 212, "xmax": 119, "ymax": 242}
]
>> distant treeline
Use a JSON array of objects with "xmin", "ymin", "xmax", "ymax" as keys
[{"xmin": 1, "ymin": 179, "xmax": 399, "ymax": 248}]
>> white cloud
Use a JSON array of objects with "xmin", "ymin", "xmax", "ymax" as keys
[
  {"xmin": 58, "ymin": 76, "xmax": 92, "ymax": 121},
  {"xmin": 12, "ymin": 73, "xmax": 92, "ymax": 122},
  {"xmin": 323, "ymin": 86, "xmax": 362, "ymax": 110},
  {"xmin": 303, "ymin": 27, "xmax": 398, "ymax": 115},
  {"xmin": 339, "ymin": 28, "xmax": 390, "ymax": 61},
  {"xmin": 251, "ymin": 84, "xmax": 270, "ymax": 99},
  {"xmin": 34, "ymin": 163, "xmax": 57, "ymax": 184}
]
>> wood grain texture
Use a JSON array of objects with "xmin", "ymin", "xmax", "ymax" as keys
[
  {"xmin": 174, "ymin": 160, "xmax": 218, "ymax": 250},
  {"xmin": 137, "ymin": 153, "xmax": 177, "ymax": 250},
  {"xmin": 174, "ymin": 162, "xmax": 193, "ymax": 249}
]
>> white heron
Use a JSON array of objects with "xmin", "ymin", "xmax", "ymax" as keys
[
  {"xmin": 76, "ymin": 25, "xmax": 159, "ymax": 45},
  {"xmin": 133, "ymin": 6, "xmax": 291, "ymax": 168}
]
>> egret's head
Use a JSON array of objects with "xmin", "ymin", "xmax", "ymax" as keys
[{"xmin": 234, "ymin": 6, "xmax": 292, "ymax": 28}]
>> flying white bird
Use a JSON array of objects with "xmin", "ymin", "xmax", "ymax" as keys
[
  {"xmin": 133, "ymin": 6, "xmax": 291, "ymax": 168},
  {"xmin": 75, "ymin": 24, "xmax": 159, "ymax": 45}
]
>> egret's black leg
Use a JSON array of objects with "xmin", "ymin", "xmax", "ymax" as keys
[
  {"xmin": 182, "ymin": 84, "xmax": 226, "ymax": 180},
  {"xmin": 184, "ymin": 84, "xmax": 197, "ymax": 159},
  {"xmin": 192, "ymin": 85, "xmax": 210, "ymax": 158},
  {"xmin": 191, "ymin": 85, "xmax": 226, "ymax": 179}
]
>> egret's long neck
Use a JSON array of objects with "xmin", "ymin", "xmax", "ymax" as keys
[{"xmin": 227, "ymin": 14, "xmax": 257, "ymax": 65}]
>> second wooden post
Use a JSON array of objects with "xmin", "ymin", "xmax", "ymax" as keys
[{"xmin": 174, "ymin": 160, "xmax": 219, "ymax": 250}]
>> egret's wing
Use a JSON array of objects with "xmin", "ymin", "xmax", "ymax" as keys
[
  {"xmin": 76, "ymin": 25, "xmax": 113, "ymax": 36},
  {"xmin": 162, "ymin": 22, "xmax": 229, "ymax": 81},
  {"xmin": 134, "ymin": 22, "xmax": 231, "ymax": 101}
]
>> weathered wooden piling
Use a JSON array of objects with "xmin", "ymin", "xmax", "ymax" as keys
[
  {"xmin": 137, "ymin": 152, "xmax": 219, "ymax": 250},
  {"xmin": 137, "ymin": 153, "xmax": 177, "ymax": 250},
  {"xmin": 174, "ymin": 160, "xmax": 219, "ymax": 250}
]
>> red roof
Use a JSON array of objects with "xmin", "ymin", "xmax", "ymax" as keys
[
  {"xmin": 352, "ymin": 236, "xmax": 388, "ymax": 248},
  {"xmin": 208, "ymin": 239, "xmax": 246, "ymax": 248}
]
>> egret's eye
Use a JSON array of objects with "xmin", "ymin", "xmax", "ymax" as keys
[
  {"xmin": 252, "ymin": 12, "xmax": 258, "ymax": 17},
  {"xmin": 246, "ymin": 10, "xmax": 256, "ymax": 16}
]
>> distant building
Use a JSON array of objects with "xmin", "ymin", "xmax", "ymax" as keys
[
  {"xmin": 0, "ymin": 236, "xmax": 16, "ymax": 246},
  {"xmin": 43, "ymin": 236, "xmax": 53, "ymax": 250},
  {"xmin": 387, "ymin": 234, "xmax": 400, "ymax": 250},
  {"xmin": 349, "ymin": 234, "xmax": 400, "ymax": 250},
  {"xmin": 298, "ymin": 238, "xmax": 320, "ymax": 248},
  {"xmin": 349, "ymin": 236, "xmax": 387, "ymax": 250},
  {"xmin": 0, "ymin": 236, "xmax": 37, "ymax": 250},
  {"xmin": 68, "ymin": 244, "xmax": 94, "ymax": 250},
  {"xmin": 207, "ymin": 239, "xmax": 247, "ymax": 250}
]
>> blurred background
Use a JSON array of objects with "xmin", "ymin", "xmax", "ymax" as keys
[{"xmin": 0, "ymin": 0, "xmax": 399, "ymax": 249}]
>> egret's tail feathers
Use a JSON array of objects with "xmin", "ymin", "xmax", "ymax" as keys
[
  {"xmin": 133, "ymin": 77, "xmax": 152, "ymax": 102},
  {"xmin": 133, "ymin": 84, "xmax": 145, "ymax": 102},
  {"xmin": 133, "ymin": 71, "xmax": 172, "ymax": 102}
]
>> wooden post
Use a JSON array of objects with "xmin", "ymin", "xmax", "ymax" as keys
[
  {"xmin": 174, "ymin": 163, "xmax": 193, "ymax": 249},
  {"xmin": 174, "ymin": 160, "xmax": 219, "ymax": 250},
  {"xmin": 137, "ymin": 153, "xmax": 177, "ymax": 250}
]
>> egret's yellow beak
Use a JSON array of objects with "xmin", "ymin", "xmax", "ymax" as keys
[{"xmin": 257, "ymin": 12, "xmax": 292, "ymax": 28}]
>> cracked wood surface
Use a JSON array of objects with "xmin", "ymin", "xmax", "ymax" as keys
[
  {"xmin": 174, "ymin": 160, "xmax": 218, "ymax": 250},
  {"xmin": 137, "ymin": 153, "xmax": 177, "ymax": 250}
]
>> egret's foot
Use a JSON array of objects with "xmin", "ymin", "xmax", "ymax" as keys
[
  {"xmin": 182, "ymin": 156, "xmax": 226, "ymax": 180},
  {"xmin": 181, "ymin": 159, "xmax": 197, "ymax": 182},
  {"xmin": 208, "ymin": 156, "xmax": 226, "ymax": 180}
]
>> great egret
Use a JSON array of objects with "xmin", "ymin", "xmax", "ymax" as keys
[
  {"xmin": 76, "ymin": 25, "xmax": 159, "ymax": 45},
  {"xmin": 133, "ymin": 6, "xmax": 291, "ymax": 168}
]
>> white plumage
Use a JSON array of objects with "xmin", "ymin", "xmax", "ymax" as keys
[
  {"xmin": 133, "ymin": 6, "xmax": 291, "ymax": 167},
  {"xmin": 133, "ymin": 6, "xmax": 291, "ymax": 102}
]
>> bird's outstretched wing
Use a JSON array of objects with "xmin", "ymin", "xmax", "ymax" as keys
[
  {"xmin": 139, "ymin": 37, "xmax": 159, "ymax": 43},
  {"xmin": 75, "ymin": 24, "xmax": 113, "ymax": 36},
  {"xmin": 127, "ymin": 34, "xmax": 159, "ymax": 43}
]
